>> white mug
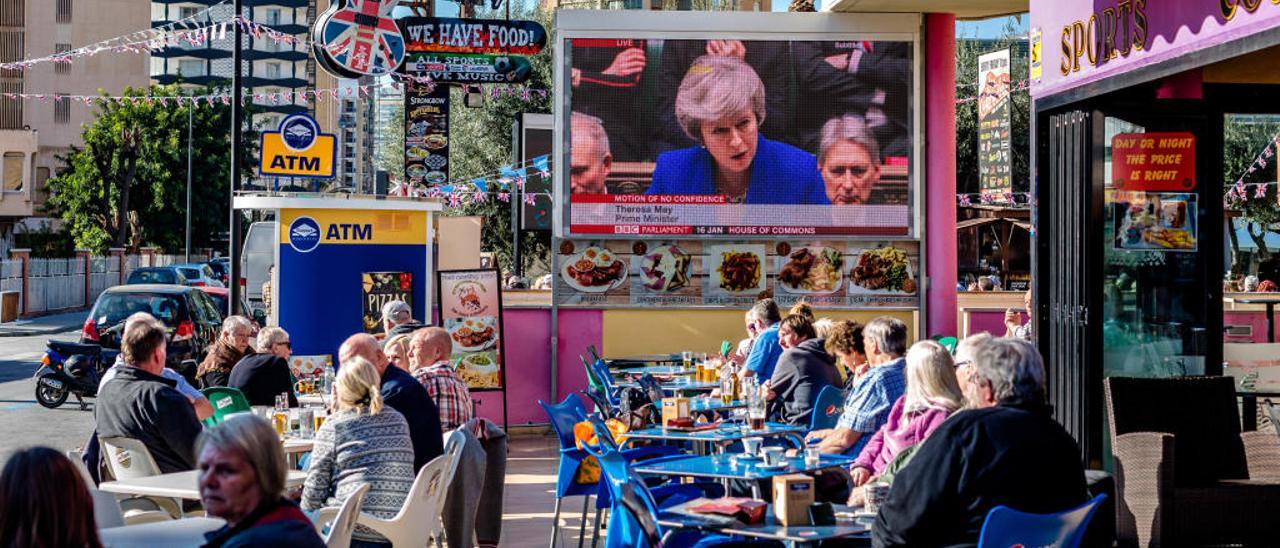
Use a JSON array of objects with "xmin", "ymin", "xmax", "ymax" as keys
[
  {"xmin": 763, "ymin": 447, "xmax": 786, "ymax": 466},
  {"xmin": 742, "ymin": 437, "xmax": 763, "ymax": 456}
]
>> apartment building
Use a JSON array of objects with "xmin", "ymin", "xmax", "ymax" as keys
[
  {"xmin": 150, "ymin": 0, "xmax": 309, "ymax": 132},
  {"xmin": 0, "ymin": 0, "xmax": 149, "ymax": 253}
]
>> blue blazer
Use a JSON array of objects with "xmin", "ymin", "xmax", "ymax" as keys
[{"xmin": 647, "ymin": 135, "xmax": 830, "ymax": 205}]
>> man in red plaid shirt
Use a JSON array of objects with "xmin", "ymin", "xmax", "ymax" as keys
[{"xmin": 408, "ymin": 327, "xmax": 474, "ymax": 432}]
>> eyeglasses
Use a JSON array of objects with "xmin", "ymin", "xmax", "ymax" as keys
[
  {"xmin": 953, "ymin": 359, "xmax": 972, "ymax": 368},
  {"xmin": 274, "ymin": 341, "xmax": 291, "ymax": 349}
]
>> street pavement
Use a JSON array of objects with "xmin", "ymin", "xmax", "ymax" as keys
[{"xmin": 0, "ymin": 315, "xmax": 96, "ymax": 466}]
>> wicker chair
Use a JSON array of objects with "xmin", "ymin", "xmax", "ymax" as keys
[{"xmin": 1104, "ymin": 376, "xmax": 1280, "ymax": 547}]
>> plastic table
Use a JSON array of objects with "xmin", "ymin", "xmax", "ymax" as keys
[
  {"xmin": 614, "ymin": 380, "xmax": 719, "ymax": 392},
  {"xmin": 659, "ymin": 500, "xmax": 871, "ymax": 547},
  {"xmin": 100, "ymin": 469, "xmax": 308, "ymax": 500},
  {"xmin": 614, "ymin": 366, "xmax": 696, "ymax": 376},
  {"xmin": 634, "ymin": 453, "xmax": 858, "ymax": 498},
  {"xmin": 99, "ymin": 517, "xmax": 227, "ymax": 547},
  {"xmin": 623, "ymin": 421, "xmax": 804, "ymax": 451}
]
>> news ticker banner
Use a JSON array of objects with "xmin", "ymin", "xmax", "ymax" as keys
[
  {"xmin": 554, "ymin": 239, "xmax": 920, "ymax": 309},
  {"xmin": 568, "ymin": 194, "xmax": 911, "ymax": 237}
]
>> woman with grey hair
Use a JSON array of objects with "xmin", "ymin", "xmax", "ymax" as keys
[
  {"xmin": 819, "ymin": 114, "xmax": 882, "ymax": 205},
  {"xmin": 229, "ymin": 326, "xmax": 297, "ymax": 407},
  {"xmin": 198, "ymin": 315, "xmax": 256, "ymax": 388},
  {"xmin": 198, "ymin": 415, "xmax": 325, "ymax": 547},
  {"xmin": 647, "ymin": 54, "xmax": 828, "ymax": 205}
]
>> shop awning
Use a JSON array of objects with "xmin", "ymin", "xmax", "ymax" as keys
[{"xmin": 824, "ymin": 0, "xmax": 1026, "ymax": 18}]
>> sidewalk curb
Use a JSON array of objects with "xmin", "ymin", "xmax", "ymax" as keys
[{"xmin": 0, "ymin": 325, "xmax": 81, "ymax": 338}]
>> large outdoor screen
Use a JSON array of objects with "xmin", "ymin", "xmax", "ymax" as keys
[{"xmin": 564, "ymin": 37, "xmax": 914, "ymax": 237}]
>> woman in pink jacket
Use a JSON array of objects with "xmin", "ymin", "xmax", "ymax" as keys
[{"xmin": 848, "ymin": 340, "xmax": 963, "ymax": 503}]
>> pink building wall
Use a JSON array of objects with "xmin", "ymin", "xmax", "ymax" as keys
[
  {"xmin": 472, "ymin": 308, "xmax": 602, "ymax": 426},
  {"xmin": 925, "ymin": 13, "xmax": 958, "ymax": 338}
]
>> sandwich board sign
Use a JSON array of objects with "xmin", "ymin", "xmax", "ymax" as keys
[{"xmin": 260, "ymin": 114, "xmax": 337, "ymax": 178}]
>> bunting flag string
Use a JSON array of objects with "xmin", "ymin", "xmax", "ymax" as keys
[
  {"xmin": 389, "ymin": 155, "xmax": 554, "ymax": 204},
  {"xmin": 1225, "ymin": 132, "xmax": 1280, "ymax": 205},
  {"xmin": 0, "ymin": 2, "xmax": 232, "ymax": 71},
  {"xmin": 955, "ymin": 80, "xmax": 1030, "ymax": 105}
]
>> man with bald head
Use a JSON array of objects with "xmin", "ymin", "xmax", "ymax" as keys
[
  {"xmin": 409, "ymin": 327, "xmax": 474, "ymax": 432},
  {"xmin": 570, "ymin": 112, "xmax": 612, "ymax": 195},
  {"xmin": 339, "ymin": 333, "xmax": 443, "ymax": 470}
]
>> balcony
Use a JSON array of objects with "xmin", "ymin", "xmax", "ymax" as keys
[
  {"xmin": 153, "ymin": 74, "xmax": 228, "ymax": 87},
  {"xmin": 243, "ymin": 49, "xmax": 308, "ymax": 62},
  {"xmin": 151, "ymin": 46, "xmax": 230, "ymax": 60},
  {"xmin": 243, "ymin": 0, "xmax": 308, "ymax": 7},
  {"xmin": 152, "ymin": 0, "xmax": 222, "ymax": 5},
  {"xmin": 254, "ymin": 23, "xmax": 308, "ymax": 36},
  {"xmin": 243, "ymin": 76, "xmax": 307, "ymax": 89}
]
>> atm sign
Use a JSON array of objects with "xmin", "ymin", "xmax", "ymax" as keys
[{"xmin": 259, "ymin": 114, "xmax": 337, "ymax": 178}]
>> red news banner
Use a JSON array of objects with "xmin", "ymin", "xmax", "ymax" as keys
[{"xmin": 569, "ymin": 194, "xmax": 910, "ymax": 236}]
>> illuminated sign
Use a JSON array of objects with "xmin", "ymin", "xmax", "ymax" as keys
[{"xmin": 259, "ymin": 114, "xmax": 337, "ymax": 178}]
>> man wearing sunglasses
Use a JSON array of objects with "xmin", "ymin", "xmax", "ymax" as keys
[{"xmin": 229, "ymin": 326, "xmax": 298, "ymax": 407}]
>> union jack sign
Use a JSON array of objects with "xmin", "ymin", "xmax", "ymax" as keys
[{"xmin": 312, "ymin": 0, "xmax": 406, "ymax": 79}]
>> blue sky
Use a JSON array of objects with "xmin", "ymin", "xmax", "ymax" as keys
[{"xmin": 956, "ymin": 15, "xmax": 1028, "ymax": 39}]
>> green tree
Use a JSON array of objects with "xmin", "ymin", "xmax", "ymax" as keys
[
  {"xmin": 1224, "ymin": 114, "xmax": 1280, "ymax": 272},
  {"xmin": 445, "ymin": 4, "xmax": 553, "ymax": 275},
  {"xmin": 47, "ymin": 85, "xmax": 258, "ymax": 253},
  {"xmin": 376, "ymin": 101, "xmax": 405, "ymax": 182},
  {"xmin": 955, "ymin": 29, "xmax": 1030, "ymax": 195}
]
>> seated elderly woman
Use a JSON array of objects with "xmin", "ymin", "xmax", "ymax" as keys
[
  {"xmin": 818, "ymin": 115, "xmax": 883, "ymax": 205},
  {"xmin": 302, "ymin": 356, "xmax": 415, "ymax": 548},
  {"xmin": 198, "ymin": 415, "xmax": 325, "ymax": 547},
  {"xmin": 847, "ymin": 340, "xmax": 963, "ymax": 505},
  {"xmin": 230, "ymin": 326, "xmax": 297, "ymax": 407},
  {"xmin": 647, "ymin": 54, "xmax": 828, "ymax": 205},
  {"xmin": 198, "ymin": 315, "xmax": 256, "ymax": 388}
]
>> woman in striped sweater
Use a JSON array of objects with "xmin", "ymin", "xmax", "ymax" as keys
[{"xmin": 302, "ymin": 357, "xmax": 415, "ymax": 548}]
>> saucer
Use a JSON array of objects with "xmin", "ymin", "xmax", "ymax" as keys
[
  {"xmin": 734, "ymin": 453, "xmax": 761, "ymax": 461},
  {"xmin": 755, "ymin": 462, "xmax": 789, "ymax": 470}
]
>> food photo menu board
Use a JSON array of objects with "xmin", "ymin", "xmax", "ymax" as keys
[
  {"xmin": 554, "ymin": 239, "xmax": 920, "ymax": 309},
  {"xmin": 437, "ymin": 269, "xmax": 506, "ymax": 391}
]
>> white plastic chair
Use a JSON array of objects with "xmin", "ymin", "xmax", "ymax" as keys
[
  {"xmin": 311, "ymin": 483, "xmax": 370, "ymax": 548},
  {"xmin": 356, "ymin": 430, "xmax": 467, "ymax": 547},
  {"xmin": 99, "ymin": 436, "xmax": 183, "ymax": 519}
]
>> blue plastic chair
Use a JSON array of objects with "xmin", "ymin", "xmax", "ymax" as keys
[
  {"xmin": 538, "ymin": 394, "xmax": 596, "ymax": 548},
  {"xmin": 808, "ymin": 385, "xmax": 845, "ymax": 431},
  {"xmin": 588, "ymin": 447, "xmax": 758, "ymax": 548},
  {"xmin": 977, "ymin": 494, "xmax": 1108, "ymax": 548},
  {"xmin": 591, "ymin": 358, "xmax": 621, "ymax": 406}
]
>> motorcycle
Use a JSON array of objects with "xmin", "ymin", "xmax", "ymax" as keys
[{"xmin": 33, "ymin": 340, "xmax": 117, "ymax": 410}]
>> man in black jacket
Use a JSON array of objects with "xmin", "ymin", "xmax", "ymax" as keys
[
  {"xmin": 339, "ymin": 333, "xmax": 444, "ymax": 471},
  {"xmin": 872, "ymin": 337, "xmax": 1088, "ymax": 548},
  {"xmin": 229, "ymin": 326, "xmax": 297, "ymax": 408},
  {"xmin": 95, "ymin": 313, "xmax": 203, "ymax": 473}
]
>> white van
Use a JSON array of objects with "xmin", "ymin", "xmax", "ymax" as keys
[{"xmin": 241, "ymin": 221, "xmax": 277, "ymax": 302}]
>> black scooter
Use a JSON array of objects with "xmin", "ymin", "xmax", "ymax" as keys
[{"xmin": 33, "ymin": 340, "xmax": 117, "ymax": 410}]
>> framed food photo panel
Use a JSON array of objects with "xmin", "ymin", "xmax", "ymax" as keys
[{"xmin": 436, "ymin": 269, "xmax": 508, "ymax": 396}]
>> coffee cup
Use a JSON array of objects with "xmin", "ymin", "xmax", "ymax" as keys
[
  {"xmin": 864, "ymin": 482, "xmax": 891, "ymax": 514},
  {"xmin": 742, "ymin": 437, "xmax": 763, "ymax": 456},
  {"xmin": 763, "ymin": 446, "xmax": 786, "ymax": 466}
]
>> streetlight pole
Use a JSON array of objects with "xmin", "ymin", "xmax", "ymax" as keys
[
  {"xmin": 185, "ymin": 96, "xmax": 192, "ymax": 263},
  {"xmin": 227, "ymin": 0, "xmax": 244, "ymax": 316}
]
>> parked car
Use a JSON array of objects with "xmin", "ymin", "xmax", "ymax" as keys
[
  {"xmin": 172, "ymin": 263, "xmax": 225, "ymax": 288},
  {"xmin": 81, "ymin": 285, "xmax": 224, "ymax": 382},
  {"xmin": 241, "ymin": 221, "xmax": 276, "ymax": 302},
  {"xmin": 126, "ymin": 267, "xmax": 189, "ymax": 286},
  {"xmin": 198, "ymin": 286, "xmax": 265, "ymax": 326},
  {"xmin": 207, "ymin": 258, "xmax": 230, "ymax": 286}
]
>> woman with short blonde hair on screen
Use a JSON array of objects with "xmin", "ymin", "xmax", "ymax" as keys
[{"xmin": 646, "ymin": 54, "xmax": 828, "ymax": 205}]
